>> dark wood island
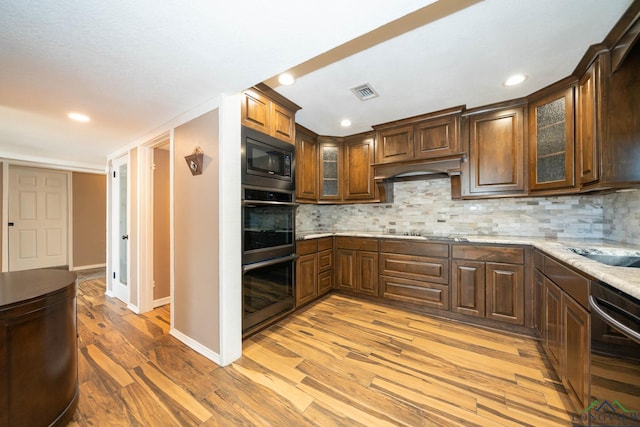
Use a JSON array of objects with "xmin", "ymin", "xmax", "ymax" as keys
[{"xmin": 0, "ymin": 270, "xmax": 78, "ymax": 427}]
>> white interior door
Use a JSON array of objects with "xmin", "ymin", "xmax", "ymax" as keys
[
  {"xmin": 8, "ymin": 166, "xmax": 69, "ymax": 271},
  {"xmin": 111, "ymin": 156, "xmax": 129, "ymax": 303}
]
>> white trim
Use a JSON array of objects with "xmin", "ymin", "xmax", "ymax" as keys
[
  {"xmin": 105, "ymin": 289, "xmax": 115, "ymax": 298},
  {"xmin": 170, "ymin": 328, "xmax": 221, "ymax": 366},
  {"xmin": 1, "ymin": 161, "xmax": 8, "ymax": 272},
  {"xmin": 71, "ymin": 263, "xmax": 107, "ymax": 271},
  {"xmin": 137, "ymin": 145, "xmax": 153, "ymax": 313},
  {"xmin": 153, "ymin": 296, "xmax": 171, "ymax": 308},
  {"xmin": 66, "ymin": 170, "xmax": 73, "ymax": 271},
  {"xmin": 169, "ymin": 128, "xmax": 175, "ymax": 330},
  {"xmin": 105, "ymin": 161, "xmax": 113, "ymax": 296},
  {"xmin": 0, "ymin": 156, "xmax": 105, "ymax": 174},
  {"xmin": 217, "ymin": 93, "xmax": 243, "ymax": 366},
  {"xmin": 127, "ymin": 303, "xmax": 140, "ymax": 314}
]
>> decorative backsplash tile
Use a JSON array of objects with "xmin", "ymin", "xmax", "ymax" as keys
[
  {"xmin": 297, "ymin": 178, "xmax": 610, "ymax": 239},
  {"xmin": 602, "ymin": 189, "xmax": 640, "ymax": 245}
]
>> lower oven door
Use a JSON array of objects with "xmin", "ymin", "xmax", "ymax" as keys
[
  {"xmin": 588, "ymin": 282, "xmax": 640, "ymax": 426},
  {"xmin": 242, "ymin": 254, "xmax": 297, "ymax": 334}
]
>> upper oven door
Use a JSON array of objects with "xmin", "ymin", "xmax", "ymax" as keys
[
  {"xmin": 241, "ymin": 126, "xmax": 294, "ymax": 191},
  {"xmin": 242, "ymin": 188, "xmax": 296, "ymax": 264}
]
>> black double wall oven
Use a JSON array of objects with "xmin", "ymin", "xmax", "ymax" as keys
[{"xmin": 241, "ymin": 126, "xmax": 296, "ymax": 334}]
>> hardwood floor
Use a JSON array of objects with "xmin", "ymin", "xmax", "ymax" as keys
[{"xmin": 69, "ymin": 278, "xmax": 576, "ymax": 426}]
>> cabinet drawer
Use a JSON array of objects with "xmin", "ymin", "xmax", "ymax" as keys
[
  {"xmin": 318, "ymin": 270, "xmax": 333, "ymax": 295},
  {"xmin": 379, "ymin": 240, "xmax": 449, "ymax": 258},
  {"xmin": 297, "ymin": 239, "xmax": 317, "ymax": 256},
  {"xmin": 544, "ymin": 257, "xmax": 589, "ymax": 309},
  {"xmin": 318, "ymin": 249, "xmax": 333, "ymax": 272},
  {"xmin": 335, "ymin": 236, "xmax": 379, "ymax": 252},
  {"xmin": 317, "ymin": 237, "xmax": 333, "ymax": 251},
  {"xmin": 379, "ymin": 253, "xmax": 449, "ymax": 284},
  {"xmin": 381, "ymin": 275, "xmax": 449, "ymax": 310},
  {"xmin": 452, "ymin": 244, "xmax": 524, "ymax": 264}
]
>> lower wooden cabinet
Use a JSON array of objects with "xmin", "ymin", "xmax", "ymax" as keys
[
  {"xmin": 335, "ymin": 237, "xmax": 379, "ymax": 296},
  {"xmin": 451, "ymin": 245, "xmax": 526, "ymax": 325},
  {"xmin": 534, "ymin": 250, "xmax": 590, "ymax": 410},
  {"xmin": 296, "ymin": 237, "xmax": 333, "ymax": 307}
]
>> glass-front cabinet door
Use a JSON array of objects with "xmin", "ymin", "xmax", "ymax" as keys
[
  {"xmin": 528, "ymin": 85, "xmax": 575, "ymax": 191},
  {"xmin": 318, "ymin": 137, "xmax": 343, "ymax": 201}
]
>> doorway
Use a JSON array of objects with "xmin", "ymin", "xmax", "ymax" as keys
[
  {"xmin": 111, "ymin": 155, "xmax": 129, "ymax": 303},
  {"xmin": 152, "ymin": 142, "xmax": 171, "ymax": 307},
  {"xmin": 8, "ymin": 166, "xmax": 69, "ymax": 271}
]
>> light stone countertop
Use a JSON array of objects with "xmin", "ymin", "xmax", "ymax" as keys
[{"xmin": 297, "ymin": 231, "xmax": 640, "ymax": 300}]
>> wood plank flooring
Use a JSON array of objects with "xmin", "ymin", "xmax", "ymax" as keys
[{"xmin": 68, "ymin": 277, "xmax": 577, "ymax": 426}]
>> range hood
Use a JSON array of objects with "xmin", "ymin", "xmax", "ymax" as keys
[{"xmin": 373, "ymin": 154, "xmax": 464, "ymax": 182}]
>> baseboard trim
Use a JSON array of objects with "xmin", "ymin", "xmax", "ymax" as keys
[
  {"xmin": 170, "ymin": 328, "xmax": 221, "ymax": 366},
  {"xmin": 153, "ymin": 296, "xmax": 171, "ymax": 308},
  {"xmin": 71, "ymin": 263, "xmax": 106, "ymax": 271}
]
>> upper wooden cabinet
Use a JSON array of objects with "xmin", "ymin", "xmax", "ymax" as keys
[
  {"xmin": 295, "ymin": 125, "xmax": 319, "ymax": 202},
  {"xmin": 241, "ymin": 84, "xmax": 300, "ymax": 144},
  {"xmin": 374, "ymin": 107, "xmax": 463, "ymax": 164},
  {"xmin": 576, "ymin": 54, "xmax": 603, "ymax": 186},
  {"xmin": 343, "ymin": 133, "xmax": 377, "ymax": 201},
  {"xmin": 528, "ymin": 81, "xmax": 576, "ymax": 192},
  {"xmin": 462, "ymin": 101, "xmax": 527, "ymax": 197},
  {"xmin": 297, "ymin": 132, "xmax": 381, "ymax": 204}
]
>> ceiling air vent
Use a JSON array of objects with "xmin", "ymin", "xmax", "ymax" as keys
[{"xmin": 351, "ymin": 83, "xmax": 379, "ymax": 101}]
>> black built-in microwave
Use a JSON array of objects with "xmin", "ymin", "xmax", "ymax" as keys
[{"xmin": 241, "ymin": 126, "xmax": 294, "ymax": 191}]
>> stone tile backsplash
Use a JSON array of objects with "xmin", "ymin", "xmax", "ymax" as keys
[
  {"xmin": 602, "ymin": 189, "xmax": 640, "ymax": 245},
  {"xmin": 297, "ymin": 178, "xmax": 613, "ymax": 239}
]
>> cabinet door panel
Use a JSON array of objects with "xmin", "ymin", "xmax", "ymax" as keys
[
  {"xmin": 241, "ymin": 90, "xmax": 270, "ymax": 133},
  {"xmin": 295, "ymin": 129, "xmax": 318, "ymax": 202},
  {"xmin": 381, "ymin": 275, "xmax": 449, "ymax": 310},
  {"xmin": 296, "ymin": 253, "xmax": 317, "ymax": 307},
  {"xmin": 451, "ymin": 260, "xmax": 485, "ymax": 317},
  {"xmin": 356, "ymin": 251, "xmax": 379, "ymax": 296},
  {"xmin": 335, "ymin": 249, "xmax": 355, "ymax": 291},
  {"xmin": 344, "ymin": 135, "xmax": 376, "ymax": 200},
  {"xmin": 318, "ymin": 249, "xmax": 333, "ymax": 272},
  {"xmin": 529, "ymin": 87, "xmax": 575, "ymax": 191},
  {"xmin": 379, "ymin": 253, "xmax": 448, "ymax": 284},
  {"xmin": 318, "ymin": 139, "xmax": 342, "ymax": 201},
  {"xmin": 544, "ymin": 278, "xmax": 562, "ymax": 374},
  {"xmin": 577, "ymin": 58, "xmax": 600, "ymax": 185},
  {"xmin": 376, "ymin": 125, "xmax": 414, "ymax": 163},
  {"xmin": 485, "ymin": 263, "xmax": 524, "ymax": 325},
  {"xmin": 415, "ymin": 114, "xmax": 460, "ymax": 159},
  {"xmin": 534, "ymin": 269, "xmax": 545, "ymax": 339},
  {"xmin": 271, "ymin": 103, "xmax": 295, "ymax": 144},
  {"xmin": 467, "ymin": 107, "xmax": 525, "ymax": 194},
  {"xmin": 563, "ymin": 294, "xmax": 590, "ymax": 409}
]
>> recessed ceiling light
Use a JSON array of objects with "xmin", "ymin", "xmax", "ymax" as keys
[
  {"xmin": 278, "ymin": 73, "xmax": 295, "ymax": 86},
  {"xmin": 68, "ymin": 112, "xmax": 90, "ymax": 122},
  {"xmin": 340, "ymin": 119, "xmax": 352, "ymax": 127},
  {"xmin": 504, "ymin": 74, "xmax": 527, "ymax": 87}
]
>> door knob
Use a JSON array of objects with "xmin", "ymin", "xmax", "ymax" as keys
[{"xmin": 121, "ymin": 234, "xmax": 129, "ymax": 240}]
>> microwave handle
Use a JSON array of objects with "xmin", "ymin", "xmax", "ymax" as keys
[
  {"xmin": 242, "ymin": 200, "xmax": 299, "ymax": 207},
  {"xmin": 243, "ymin": 254, "xmax": 300, "ymax": 274}
]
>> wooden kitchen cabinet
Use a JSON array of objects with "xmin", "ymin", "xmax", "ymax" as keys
[
  {"xmin": 241, "ymin": 84, "xmax": 300, "ymax": 144},
  {"xmin": 462, "ymin": 101, "xmax": 527, "ymax": 197},
  {"xmin": 528, "ymin": 82, "xmax": 576, "ymax": 192},
  {"xmin": 296, "ymin": 237, "xmax": 334, "ymax": 308},
  {"xmin": 343, "ymin": 133, "xmax": 377, "ymax": 201},
  {"xmin": 374, "ymin": 106, "xmax": 462, "ymax": 164},
  {"xmin": 451, "ymin": 244, "xmax": 526, "ymax": 325},
  {"xmin": 295, "ymin": 125, "xmax": 319, "ymax": 202},
  {"xmin": 379, "ymin": 240, "xmax": 450, "ymax": 310},
  {"xmin": 535, "ymin": 252, "xmax": 591, "ymax": 409},
  {"xmin": 335, "ymin": 237, "xmax": 379, "ymax": 296},
  {"xmin": 318, "ymin": 137, "xmax": 343, "ymax": 201},
  {"xmin": 576, "ymin": 54, "xmax": 603, "ymax": 186},
  {"xmin": 563, "ymin": 292, "xmax": 590, "ymax": 409}
]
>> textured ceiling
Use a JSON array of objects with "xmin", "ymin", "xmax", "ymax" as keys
[{"xmin": 0, "ymin": 0, "xmax": 633, "ymax": 170}]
